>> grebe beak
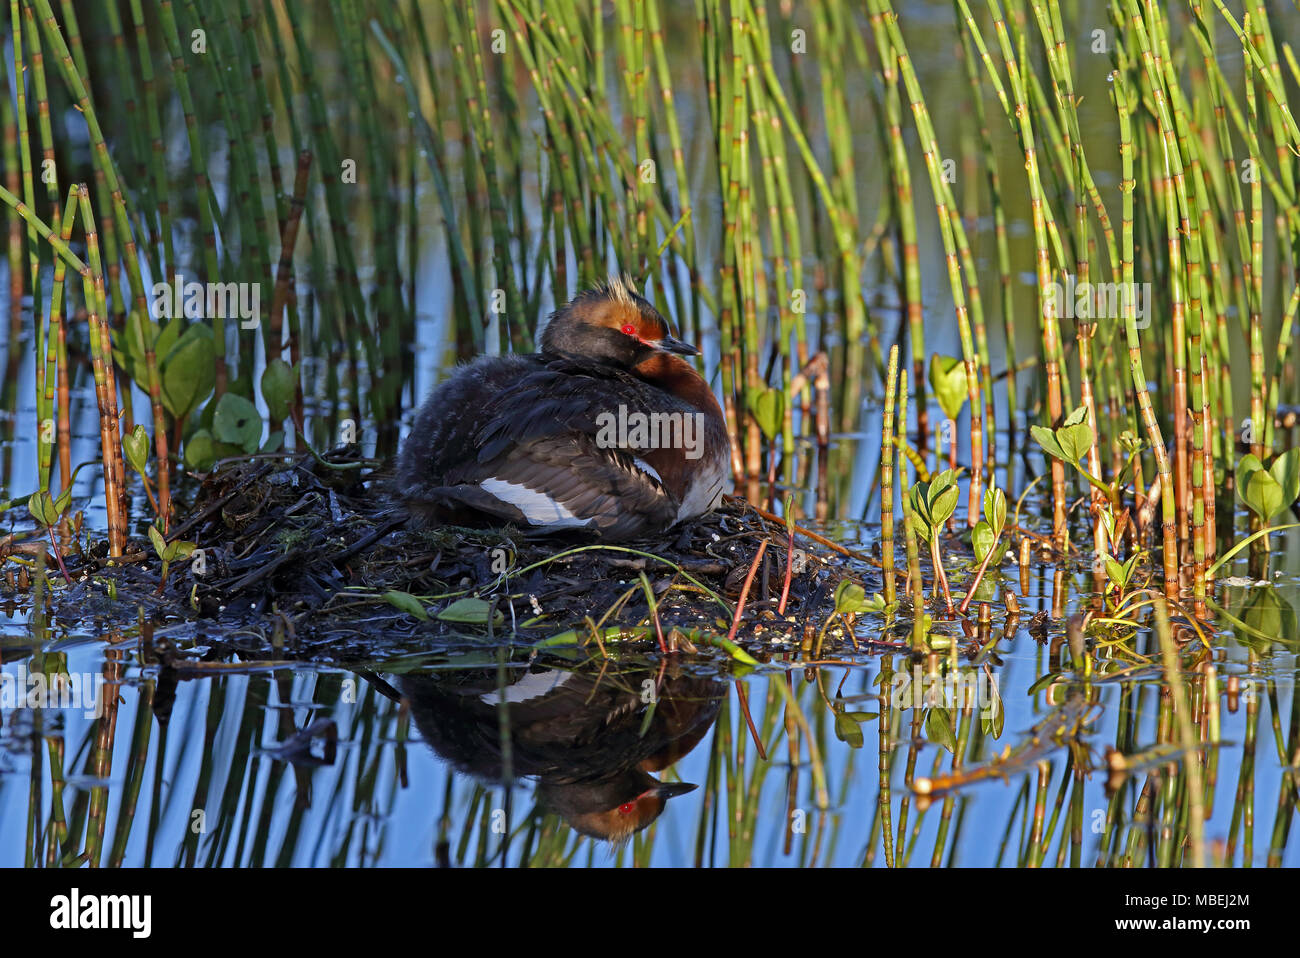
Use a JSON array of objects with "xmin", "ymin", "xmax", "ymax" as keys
[
  {"xmin": 658, "ymin": 334, "xmax": 700, "ymax": 356},
  {"xmin": 647, "ymin": 781, "xmax": 698, "ymax": 800}
]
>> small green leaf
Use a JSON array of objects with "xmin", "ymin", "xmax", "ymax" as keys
[
  {"xmin": 1063, "ymin": 404, "xmax": 1089, "ymax": 428},
  {"xmin": 148, "ymin": 525, "xmax": 166, "ymax": 560},
  {"xmin": 972, "ymin": 521, "xmax": 995, "ymax": 564},
  {"xmin": 982, "ymin": 679, "xmax": 1005, "ymax": 738},
  {"xmin": 1059, "ymin": 421, "xmax": 1094, "ymax": 463},
  {"xmin": 925, "ymin": 707, "xmax": 957, "ymax": 753},
  {"xmin": 261, "ymin": 359, "xmax": 296, "ymax": 423},
  {"xmin": 183, "ymin": 430, "xmax": 218, "ymax": 472},
  {"xmin": 1123, "ymin": 553, "xmax": 1139, "ymax": 582},
  {"xmin": 929, "ymin": 482, "xmax": 960, "ymax": 528},
  {"xmin": 436, "ymin": 597, "xmax": 503, "ymax": 626},
  {"xmin": 747, "ymin": 387, "xmax": 785, "ymax": 441},
  {"xmin": 27, "ymin": 492, "xmax": 56, "ymax": 528},
  {"xmin": 154, "ymin": 315, "xmax": 184, "ymax": 366},
  {"xmin": 983, "ymin": 486, "xmax": 1006, "ymax": 538},
  {"xmin": 1234, "ymin": 585, "xmax": 1297, "ymax": 652},
  {"xmin": 862, "ymin": 592, "xmax": 889, "ymax": 613},
  {"xmin": 1100, "ymin": 508, "xmax": 1116, "ymax": 544},
  {"xmin": 907, "ymin": 484, "xmax": 933, "ymax": 543},
  {"xmin": 928, "ymin": 354, "xmax": 968, "ymax": 422},
  {"xmin": 1103, "ymin": 556, "xmax": 1126, "ymax": 589},
  {"xmin": 834, "ymin": 709, "xmax": 865, "ymax": 748},
  {"xmin": 212, "ymin": 393, "xmax": 263, "ymax": 454},
  {"xmin": 123, "ymin": 424, "xmax": 150, "ymax": 477},
  {"xmin": 1030, "ymin": 424, "xmax": 1068, "ymax": 462},
  {"xmin": 167, "ymin": 540, "xmax": 197, "ymax": 562},
  {"xmin": 160, "ymin": 324, "xmax": 216, "ymax": 424},
  {"xmin": 1235, "ymin": 454, "xmax": 1266, "ymax": 518},
  {"xmin": 1234, "ymin": 451, "xmax": 1300, "ymax": 522},
  {"xmin": 1269, "ymin": 448, "xmax": 1300, "ymax": 515},
  {"xmin": 384, "ymin": 590, "xmax": 430, "ymax": 620},
  {"xmin": 1244, "ymin": 465, "xmax": 1284, "ymax": 523},
  {"xmin": 833, "ymin": 579, "xmax": 867, "ymax": 614},
  {"xmin": 927, "ymin": 469, "xmax": 958, "ymax": 506},
  {"xmin": 908, "ymin": 482, "xmax": 929, "ymax": 521}
]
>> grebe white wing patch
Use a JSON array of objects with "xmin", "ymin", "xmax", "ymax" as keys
[
  {"xmin": 632, "ymin": 457, "xmax": 663, "ymax": 484},
  {"xmin": 478, "ymin": 668, "xmax": 574, "ymax": 705},
  {"xmin": 478, "ymin": 478, "xmax": 595, "ymax": 528}
]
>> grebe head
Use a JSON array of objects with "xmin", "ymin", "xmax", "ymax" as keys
[{"xmin": 539, "ymin": 275, "xmax": 699, "ymax": 367}]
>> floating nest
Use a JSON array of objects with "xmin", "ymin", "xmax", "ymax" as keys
[{"xmin": 25, "ymin": 450, "xmax": 878, "ymax": 666}]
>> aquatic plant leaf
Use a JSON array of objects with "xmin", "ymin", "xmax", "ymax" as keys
[
  {"xmin": 1268, "ymin": 449, "xmax": 1300, "ymax": 515},
  {"xmin": 981, "ymin": 678, "xmax": 1004, "ymax": 739},
  {"xmin": 27, "ymin": 492, "xmax": 58, "ymax": 528},
  {"xmin": 160, "ymin": 324, "xmax": 216, "ymax": 424},
  {"xmin": 1233, "ymin": 586, "xmax": 1296, "ymax": 652},
  {"xmin": 183, "ymin": 430, "xmax": 217, "ymax": 471},
  {"xmin": 747, "ymin": 386, "xmax": 785, "ymax": 440},
  {"xmin": 1103, "ymin": 555, "xmax": 1126, "ymax": 589},
  {"xmin": 123, "ymin": 424, "xmax": 150, "ymax": 477},
  {"xmin": 1100, "ymin": 507, "xmax": 1116, "ymax": 544},
  {"xmin": 212, "ymin": 393, "xmax": 263, "ymax": 454},
  {"xmin": 833, "ymin": 579, "xmax": 868, "ymax": 614},
  {"xmin": 928, "ymin": 354, "xmax": 967, "ymax": 422},
  {"xmin": 1238, "ymin": 455, "xmax": 1284, "ymax": 521},
  {"xmin": 1032, "ymin": 407, "xmax": 1092, "ymax": 464},
  {"xmin": 907, "ymin": 484, "xmax": 933, "ymax": 542},
  {"xmin": 928, "ymin": 472, "xmax": 960, "ymax": 527},
  {"xmin": 1063, "ymin": 404, "xmax": 1089, "ymax": 428},
  {"xmin": 1030, "ymin": 424, "xmax": 1068, "ymax": 462},
  {"xmin": 1059, "ymin": 423, "xmax": 1093, "ymax": 462},
  {"xmin": 384, "ymin": 590, "xmax": 429, "ymax": 620},
  {"xmin": 437, "ymin": 597, "xmax": 503, "ymax": 626},
  {"xmin": 925, "ymin": 707, "xmax": 957, "ymax": 753},
  {"xmin": 261, "ymin": 359, "xmax": 296, "ymax": 423},
  {"xmin": 927, "ymin": 468, "xmax": 958, "ymax": 507},
  {"xmin": 862, "ymin": 592, "xmax": 891, "ymax": 614},
  {"xmin": 167, "ymin": 540, "xmax": 196, "ymax": 561},
  {"xmin": 972, "ymin": 521, "xmax": 994, "ymax": 563},
  {"xmin": 1235, "ymin": 455, "xmax": 1266, "ymax": 510},
  {"xmin": 148, "ymin": 524, "xmax": 166, "ymax": 560},
  {"xmin": 982, "ymin": 486, "xmax": 1006, "ymax": 537},
  {"xmin": 834, "ymin": 709, "xmax": 869, "ymax": 748},
  {"xmin": 972, "ymin": 521, "xmax": 1008, "ymax": 568},
  {"xmin": 1058, "ymin": 407, "xmax": 1093, "ymax": 462}
]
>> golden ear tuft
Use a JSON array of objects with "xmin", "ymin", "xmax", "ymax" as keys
[{"xmin": 595, "ymin": 273, "xmax": 638, "ymax": 306}]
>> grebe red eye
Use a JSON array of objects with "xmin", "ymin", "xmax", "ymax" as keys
[
  {"xmin": 621, "ymin": 323, "xmax": 637, "ymax": 336},
  {"xmin": 618, "ymin": 802, "xmax": 636, "ymax": 815}
]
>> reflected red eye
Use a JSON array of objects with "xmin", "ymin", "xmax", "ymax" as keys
[
  {"xmin": 618, "ymin": 802, "xmax": 636, "ymax": 816},
  {"xmin": 621, "ymin": 323, "xmax": 637, "ymax": 336}
]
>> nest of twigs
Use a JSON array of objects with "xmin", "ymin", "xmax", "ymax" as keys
[{"xmin": 14, "ymin": 450, "xmax": 874, "ymax": 666}]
